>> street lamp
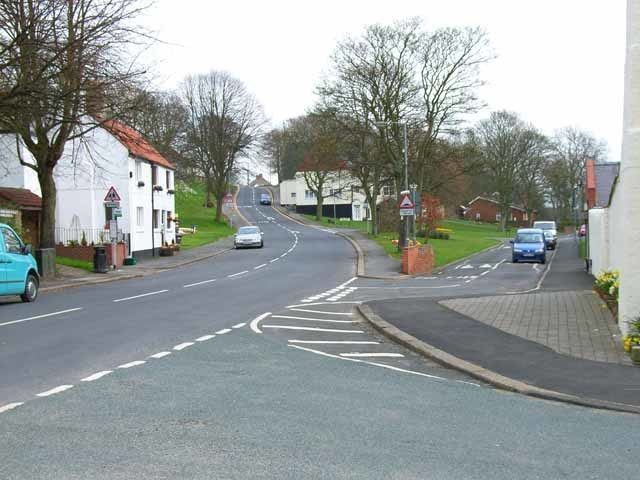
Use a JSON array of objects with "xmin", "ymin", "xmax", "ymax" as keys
[{"xmin": 375, "ymin": 121, "xmax": 410, "ymax": 248}]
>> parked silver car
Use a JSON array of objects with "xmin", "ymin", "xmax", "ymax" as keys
[
  {"xmin": 533, "ymin": 221, "xmax": 558, "ymax": 250},
  {"xmin": 234, "ymin": 226, "xmax": 264, "ymax": 249}
]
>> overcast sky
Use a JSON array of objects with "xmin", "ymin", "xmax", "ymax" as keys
[{"xmin": 143, "ymin": 0, "xmax": 626, "ymax": 161}]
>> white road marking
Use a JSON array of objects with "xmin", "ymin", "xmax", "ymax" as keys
[
  {"xmin": 340, "ymin": 277, "xmax": 358, "ymax": 287},
  {"xmin": 150, "ymin": 351, "xmax": 172, "ymax": 358},
  {"xmin": 289, "ymin": 340, "xmax": 379, "ymax": 345},
  {"xmin": 0, "ymin": 307, "xmax": 83, "ymax": 328},
  {"xmin": 81, "ymin": 371, "xmax": 112, "ymax": 382},
  {"xmin": 289, "ymin": 345, "xmax": 447, "ymax": 380},
  {"xmin": 355, "ymin": 285, "xmax": 461, "ymax": 290},
  {"xmin": 228, "ymin": 271, "xmax": 249, "ymax": 278},
  {"xmin": 173, "ymin": 342, "xmax": 194, "ymax": 351},
  {"xmin": 254, "ymin": 264, "xmax": 267, "ymax": 270},
  {"xmin": 184, "ymin": 279, "xmax": 217, "ymax": 288},
  {"xmin": 271, "ymin": 315, "xmax": 356, "ymax": 324},
  {"xmin": 270, "ymin": 258, "xmax": 279, "ymax": 263},
  {"xmin": 262, "ymin": 325, "xmax": 364, "ymax": 333},
  {"xmin": 113, "ymin": 290, "xmax": 169, "ymax": 303},
  {"xmin": 492, "ymin": 259, "xmax": 506, "ymax": 270},
  {"xmin": 340, "ymin": 352, "xmax": 405, "ymax": 358},
  {"xmin": 460, "ymin": 264, "xmax": 474, "ymax": 269},
  {"xmin": 481, "ymin": 270, "xmax": 491, "ymax": 276},
  {"xmin": 215, "ymin": 328, "xmax": 232, "ymax": 334},
  {"xmin": 36, "ymin": 385, "xmax": 74, "ymax": 397},
  {"xmin": 0, "ymin": 402, "xmax": 23, "ymax": 413},
  {"xmin": 479, "ymin": 264, "xmax": 492, "ymax": 268},
  {"xmin": 288, "ymin": 308, "xmax": 353, "ymax": 316},
  {"xmin": 232, "ymin": 322, "xmax": 246, "ymax": 329},
  {"xmin": 286, "ymin": 301, "xmax": 362, "ymax": 308},
  {"xmin": 195, "ymin": 335, "xmax": 215, "ymax": 342},
  {"xmin": 117, "ymin": 360, "xmax": 146, "ymax": 369},
  {"xmin": 280, "ymin": 253, "xmax": 287, "ymax": 258}
]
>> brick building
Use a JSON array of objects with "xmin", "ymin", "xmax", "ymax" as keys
[
  {"xmin": 0, "ymin": 187, "xmax": 42, "ymax": 247},
  {"xmin": 463, "ymin": 196, "xmax": 529, "ymax": 226}
]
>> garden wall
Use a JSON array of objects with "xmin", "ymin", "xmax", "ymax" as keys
[{"xmin": 56, "ymin": 243, "xmax": 126, "ymax": 268}]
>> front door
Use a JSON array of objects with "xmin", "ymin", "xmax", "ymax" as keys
[{"xmin": 0, "ymin": 226, "xmax": 29, "ymax": 295}]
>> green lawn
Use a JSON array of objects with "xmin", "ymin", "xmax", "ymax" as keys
[
  {"xmin": 56, "ymin": 256, "xmax": 93, "ymax": 272},
  {"xmin": 372, "ymin": 220, "xmax": 511, "ymax": 267},
  {"xmin": 302, "ymin": 214, "xmax": 370, "ymax": 232},
  {"xmin": 175, "ymin": 181, "xmax": 235, "ymax": 250}
]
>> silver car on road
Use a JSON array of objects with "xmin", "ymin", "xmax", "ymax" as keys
[{"xmin": 234, "ymin": 226, "xmax": 264, "ymax": 249}]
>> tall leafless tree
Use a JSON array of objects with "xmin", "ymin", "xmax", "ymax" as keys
[
  {"xmin": 181, "ymin": 71, "xmax": 264, "ymax": 221},
  {"xmin": 0, "ymin": 0, "xmax": 152, "ymax": 248}
]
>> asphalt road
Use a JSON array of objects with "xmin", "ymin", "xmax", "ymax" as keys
[{"xmin": 2, "ymin": 197, "xmax": 640, "ymax": 479}]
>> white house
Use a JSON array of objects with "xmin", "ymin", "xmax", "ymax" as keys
[
  {"xmin": 0, "ymin": 118, "xmax": 176, "ymax": 257},
  {"xmin": 279, "ymin": 168, "xmax": 389, "ymax": 221}
]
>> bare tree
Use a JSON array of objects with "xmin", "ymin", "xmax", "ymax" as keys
[
  {"xmin": 181, "ymin": 71, "xmax": 264, "ymax": 221},
  {"xmin": 0, "ymin": 0, "xmax": 152, "ymax": 248}
]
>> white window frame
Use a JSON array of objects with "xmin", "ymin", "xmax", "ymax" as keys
[
  {"xmin": 135, "ymin": 161, "xmax": 142, "ymax": 181},
  {"xmin": 136, "ymin": 207, "xmax": 144, "ymax": 230}
]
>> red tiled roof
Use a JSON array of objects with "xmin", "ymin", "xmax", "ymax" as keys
[
  {"xmin": 0, "ymin": 187, "xmax": 42, "ymax": 210},
  {"xmin": 102, "ymin": 119, "xmax": 175, "ymax": 170},
  {"xmin": 297, "ymin": 156, "xmax": 348, "ymax": 172}
]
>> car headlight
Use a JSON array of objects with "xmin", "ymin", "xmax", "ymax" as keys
[
  {"xmin": 536, "ymin": 249, "xmax": 544, "ymax": 253},
  {"xmin": 514, "ymin": 249, "xmax": 522, "ymax": 253}
]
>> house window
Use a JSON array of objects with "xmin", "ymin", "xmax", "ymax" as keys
[
  {"xmin": 152, "ymin": 165, "xmax": 158, "ymax": 186},
  {"xmin": 291, "ymin": 192, "xmax": 296, "ymax": 198},
  {"xmin": 382, "ymin": 186, "xmax": 394, "ymax": 196},
  {"xmin": 167, "ymin": 210, "xmax": 173, "ymax": 229},
  {"xmin": 136, "ymin": 207, "xmax": 144, "ymax": 227},
  {"xmin": 135, "ymin": 161, "xmax": 142, "ymax": 181},
  {"xmin": 166, "ymin": 170, "xmax": 171, "ymax": 189},
  {"xmin": 153, "ymin": 209, "xmax": 159, "ymax": 229},
  {"xmin": 305, "ymin": 190, "xmax": 315, "ymax": 200},
  {"xmin": 523, "ymin": 212, "xmax": 529, "ymax": 221},
  {"xmin": 161, "ymin": 210, "xmax": 166, "ymax": 228},
  {"xmin": 495, "ymin": 213, "xmax": 502, "ymax": 221}
]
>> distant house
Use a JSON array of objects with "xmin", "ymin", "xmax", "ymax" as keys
[
  {"xmin": 249, "ymin": 174, "xmax": 271, "ymax": 187},
  {"xmin": 0, "ymin": 187, "xmax": 42, "ymax": 247},
  {"xmin": 0, "ymin": 118, "xmax": 176, "ymax": 259},
  {"xmin": 463, "ymin": 196, "xmax": 529, "ymax": 226},
  {"xmin": 585, "ymin": 159, "xmax": 620, "ymax": 209}
]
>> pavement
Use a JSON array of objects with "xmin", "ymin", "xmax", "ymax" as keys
[{"xmin": 361, "ymin": 236, "xmax": 640, "ymax": 412}]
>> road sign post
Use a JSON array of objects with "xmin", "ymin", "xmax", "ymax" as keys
[{"xmin": 399, "ymin": 192, "xmax": 415, "ymax": 246}]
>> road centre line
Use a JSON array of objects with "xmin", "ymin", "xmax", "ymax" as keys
[
  {"xmin": 173, "ymin": 342, "xmax": 194, "ymax": 351},
  {"xmin": 288, "ymin": 308, "xmax": 353, "ymax": 316},
  {"xmin": 81, "ymin": 371, "xmax": 112, "ymax": 382},
  {"xmin": 149, "ymin": 351, "xmax": 172, "ymax": 358},
  {"xmin": 228, "ymin": 271, "xmax": 249, "ymax": 278},
  {"xmin": 113, "ymin": 290, "xmax": 169, "ymax": 303},
  {"xmin": 0, "ymin": 402, "xmax": 23, "ymax": 413},
  {"xmin": 195, "ymin": 335, "xmax": 215, "ymax": 342},
  {"xmin": 232, "ymin": 322, "xmax": 246, "ymax": 329},
  {"xmin": 36, "ymin": 385, "xmax": 74, "ymax": 397},
  {"xmin": 493, "ymin": 259, "xmax": 506, "ymax": 269},
  {"xmin": 262, "ymin": 325, "xmax": 364, "ymax": 333},
  {"xmin": 0, "ymin": 307, "xmax": 83, "ymax": 328},
  {"xmin": 289, "ymin": 340, "xmax": 379, "ymax": 345},
  {"xmin": 117, "ymin": 360, "xmax": 146, "ymax": 369},
  {"xmin": 216, "ymin": 328, "xmax": 232, "ymax": 334},
  {"xmin": 254, "ymin": 264, "xmax": 267, "ymax": 270},
  {"xmin": 340, "ymin": 352, "xmax": 405, "ymax": 358},
  {"xmin": 271, "ymin": 315, "xmax": 356, "ymax": 324},
  {"xmin": 183, "ymin": 278, "xmax": 217, "ymax": 288},
  {"xmin": 270, "ymin": 258, "xmax": 279, "ymax": 263},
  {"xmin": 250, "ymin": 312, "xmax": 271, "ymax": 333}
]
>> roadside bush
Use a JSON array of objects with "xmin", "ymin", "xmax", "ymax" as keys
[
  {"xmin": 623, "ymin": 318, "xmax": 640, "ymax": 353},
  {"xmin": 595, "ymin": 269, "xmax": 620, "ymax": 300}
]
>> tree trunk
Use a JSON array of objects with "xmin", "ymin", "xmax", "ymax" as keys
[
  {"xmin": 316, "ymin": 198, "xmax": 323, "ymax": 221},
  {"xmin": 204, "ymin": 176, "xmax": 213, "ymax": 207},
  {"xmin": 215, "ymin": 192, "xmax": 224, "ymax": 222},
  {"xmin": 39, "ymin": 166, "xmax": 57, "ymax": 249}
]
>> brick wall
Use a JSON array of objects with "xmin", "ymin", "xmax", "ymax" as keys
[
  {"xmin": 402, "ymin": 244, "xmax": 435, "ymax": 275},
  {"xmin": 56, "ymin": 243, "xmax": 126, "ymax": 268}
]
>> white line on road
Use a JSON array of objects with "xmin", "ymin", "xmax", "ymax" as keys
[
  {"xmin": 113, "ymin": 290, "xmax": 169, "ymax": 303},
  {"xmin": 232, "ymin": 322, "xmax": 246, "ymax": 329},
  {"xmin": 36, "ymin": 385, "xmax": 74, "ymax": 397},
  {"xmin": 0, "ymin": 402, "xmax": 23, "ymax": 413},
  {"xmin": 340, "ymin": 277, "xmax": 358, "ymax": 287},
  {"xmin": 270, "ymin": 258, "xmax": 279, "ymax": 263},
  {"xmin": 183, "ymin": 279, "xmax": 217, "ymax": 288},
  {"xmin": 286, "ymin": 301, "xmax": 362, "ymax": 308},
  {"xmin": 339, "ymin": 352, "xmax": 405, "ymax": 358},
  {"xmin": 215, "ymin": 328, "xmax": 232, "ymax": 335},
  {"xmin": 149, "ymin": 351, "xmax": 172, "ymax": 358},
  {"xmin": 0, "ymin": 307, "xmax": 83, "ymax": 328},
  {"xmin": 272, "ymin": 315, "xmax": 356, "ymax": 324},
  {"xmin": 228, "ymin": 271, "xmax": 249, "ymax": 278},
  {"xmin": 262, "ymin": 325, "xmax": 364, "ymax": 333},
  {"xmin": 289, "ymin": 340, "xmax": 379, "ymax": 345},
  {"xmin": 173, "ymin": 342, "xmax": 194, "ymax": 351},
  {"xmin": 250, "ymin": 312, "xmax": 271, "ymax": 334},
  {"xmin": 254, "ymin": 264, "xmax": 267, "ymax": 270},
  {"xmin": 81, "ymin": 371, "xmax": 112, "ymax": 382},
  {"xmin": 117, "ymin": 360, "xmax": 146, "ymax": 369},
  {"xmin": 195, "ymin": 335, "xmax": 215, "ymax": 342},
  {"xmin": 492, "ymin": 259, "xmax": 506, "ymax": 270},
  {"xmin": 289, "ymin": 308, "xmax": 353, "ymax": 316}
]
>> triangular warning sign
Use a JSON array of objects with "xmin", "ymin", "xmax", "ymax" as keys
[
  {"xmin": 399, "ymin": 194, "xmax": 414, "ymax": 209},
  {"xmin": 104, "ymin": 186, "xmax": 121, "ymax": 202}
]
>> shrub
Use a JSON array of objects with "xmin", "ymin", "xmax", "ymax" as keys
[
  {"xmin": 80, "ymin": 231, "xmax": 87, "ymax": 246},
  {"xmin": 443, "ymin": 233, "xmax": 450, "ymax": 240},
  {"xmin": 623, "ymin": 318, "xmax": 640, "ymax": 353}
]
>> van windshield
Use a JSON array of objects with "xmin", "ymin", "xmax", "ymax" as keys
[{"xmin": 515, "ymin": 233, "xmax": 543, "ymax": 243}]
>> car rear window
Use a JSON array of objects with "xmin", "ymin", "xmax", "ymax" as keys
[{"xmin": 516, "ymin": 233, "xmax": 543, "ymax": 243}]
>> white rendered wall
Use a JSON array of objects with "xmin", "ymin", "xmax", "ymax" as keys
[{"xmin": 0, "ymin": 134, "xmax": 41, "ymax": 195}]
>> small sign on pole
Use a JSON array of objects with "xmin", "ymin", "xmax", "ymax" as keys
[
  {"xmin": 400, "ymin": 208, "xmax": 415, "ymax": 217},
  {"xmin": 399, "ymin": 192, "xmax": 415, "ymax": 217}
]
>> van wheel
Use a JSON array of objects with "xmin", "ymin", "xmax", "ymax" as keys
[{"xmin": 21, "ymin": 273, "xmax": 39, "ymax": 303}]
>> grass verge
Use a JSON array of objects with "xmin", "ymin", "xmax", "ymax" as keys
[
  {"xmin": 176, "ymin": 181, "xmax": 235, "ymax": 250},
  {"xmin": 302, "ymin": 214, "xmax": 370, "ymax": 232},
  {"xmin": 56, "ymin": 256, "xmax": 93, "ymax": 272}
]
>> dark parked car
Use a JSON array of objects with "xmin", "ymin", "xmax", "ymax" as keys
[
  {"xmin": 260, "ymin": 193, "xmax": 271, "ymax": 205},
  {"xmin": 511, "ymin": 228, "xmax": 546, "ymax": 264}
]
